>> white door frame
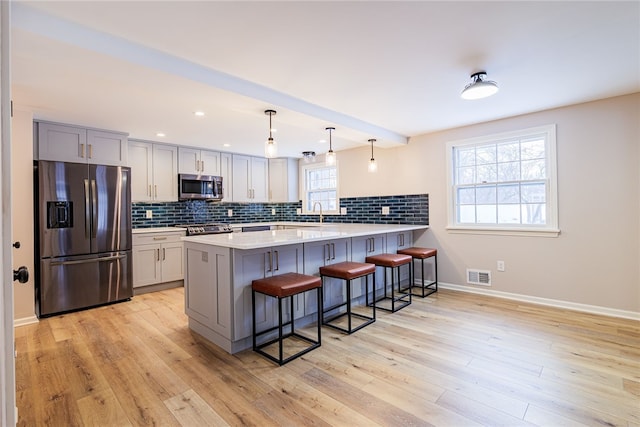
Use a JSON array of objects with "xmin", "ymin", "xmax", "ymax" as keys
[{"xmin": 1, "ymin": 1, "xmax": 16, "ymax": 425}]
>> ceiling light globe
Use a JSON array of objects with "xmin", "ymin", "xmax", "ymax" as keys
[
  {"xmin": 265, "ymin": 138, "xmax": 277, "ymax": 158},
  {"xmin": 461, "ymin": 81, "xmax": 499, "ymax": 100},
  {"xmin": 461, "ymin": 72, "xmax": 499, "ymax": 100},
  {"xmin": 368, "ymin": 159, "xmax": 378, "ymax": 173},
  {"xmin": 325, "ymin": 150, "xmax": 336, "ymax": 165}
]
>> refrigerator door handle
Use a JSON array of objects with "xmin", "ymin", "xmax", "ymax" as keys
[
  {"xmin": 50, "ymin": 254, "xmax": 126, "ymax": 266},
  {"xmin": 84, "ymin": 179, "xmax": 90, "ymax": 238},
  {"xmin": 91, "ymin": 180, "xmax": 98, "ymax": 238}
]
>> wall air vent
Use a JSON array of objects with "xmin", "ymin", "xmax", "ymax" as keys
[{"xmin": 467, "ymin": 269, "xmax": 491, "ymax": 286}]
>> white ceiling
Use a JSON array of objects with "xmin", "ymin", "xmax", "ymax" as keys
[{"xmin": 10, "ymin": 1, "xmax": 640, "ymax": 158}]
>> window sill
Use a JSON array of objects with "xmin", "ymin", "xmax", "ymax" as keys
[{"xmin": 446, "ymin": 226, "xmax": 561, "ymax": 237}]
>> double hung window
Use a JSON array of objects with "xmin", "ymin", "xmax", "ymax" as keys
[
  {"xmin": 301, "ymin": 163, "xmax": 339, "ymax": 214},
  {"xmin": 446, "ymin": 125, "xmax": 559, "ymax": 236}
]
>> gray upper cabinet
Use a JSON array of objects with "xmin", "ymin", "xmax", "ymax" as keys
[
  {"xmin": 178, "ymin": 147, "xmax": 221, "ymax": 176},
  {"xmin": 232, "ymin": 154, "xmax": 268, "ymax": 202},
  {"xmin": 37, "ymin": 122, "xmax": 127, "ymax": 166},
  {"xmin": 269, "ymin": 158, "xmax": 299, "ymax": 203},
  {"xmin": 128, "ymin": 140, "xmax": 178, "ymax": 202}
]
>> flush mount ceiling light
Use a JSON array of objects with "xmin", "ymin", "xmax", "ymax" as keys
[
  {"xmin": 325, "ymin": 127, "xmax": 336, "ymax": 165},
  {"xmin": 264, "ymin": 109, "xmax": 277, "ymax": 158},
  {"xmin": 367, "ymin": 139, "xmax": 378, "ymax": 173},
  {"xmin": 302, "ymin": 151, "xmax": 316, "ymax": 163},
  {"xmin": 461, "ymin": 71, "xmax": 499, "ymax": 100}
]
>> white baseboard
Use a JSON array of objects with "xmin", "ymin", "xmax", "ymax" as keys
[
  {"xmin": 14, "ymin": 315, "xmax": 39, "ymax": 327},
  {"xmin": 438, "ymin": 282, "xmax": 640, "ymax": 321}
]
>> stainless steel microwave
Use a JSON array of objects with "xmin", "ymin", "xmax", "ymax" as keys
[{"xmin": 178, "ymin": 174, "xmax": 223, "ymax": 201}]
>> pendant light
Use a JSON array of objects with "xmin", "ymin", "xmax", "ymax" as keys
[
  {"xmin": 325, "ymin": 127, "xmax": 336, "ymax": 165},
  {"xmin": 461, "ymin": 71, "xmax": 499, "ymax": 100},
  {"xmin": 367, "ymin": 139, "xmax": 378, "ymax": 173},
  {"xmin": 264, "ymin": 109, "xmax": 277, "ymax": 158}
]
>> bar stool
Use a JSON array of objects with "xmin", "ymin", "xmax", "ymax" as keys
[
  {"xmin": 252, "ymin": 272, "xmax": 322, "ymax": 365},
  {"xmin": 319, "ymin": 261, "xmax": 376, "ymax": 334},
  {"xmin": 365, "ymin": 253, "xmax": 412, "ymax": 312},
  {"xmin": 397, "ymin": 247, "xmax": 438, "ymax": 297}
]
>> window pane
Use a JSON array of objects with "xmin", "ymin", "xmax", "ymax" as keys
[
  {"xmin": 457, "ymin": 167, "xmax": 475, "ymax": 185},
  {"xmin": 456, "ymin": 147, "xmax": 476, "ymax": 167},
  {"xmin": 498, "ymin": 204, "xmax": 521, "ymax": 223},
  {"xmin": 476, "ymin": 145, "xmax": 496, "ymax": 165},
  {"xmin": 497, "ymin": 141, "xmax": 520, "ymax": 162},
  {"xmin": 497, "ymin": 184, "xmax": 519, "ymax": 203},
  {"xmin": 521, "ymin": 182, "xmax": 546, "ymax": 203},
  {"xmin": 497, "ymin": 161, "xmax": 520, "ymax": 182},
  {"xmin": 521, "ymin": 159, "xmax": 546, "ymax": 180},
  {"xmin": 476, "ymin": 185, "xmax": 496, "ymax": 204},
  {"xmin": 457, "ymin": 187, "xmax": 475, "ymax": 204},
  {"xmin": 477, "ymin": 164, "xmax": 497, "ymax": 183},
  {"xmin": 476, "ymin": 205, "xmax": 496, "ymax": 223},
  {"xmin": 458, "ymin": 205, "xmax": 476, "ymax": 223},
  {"xmin": 522, "ymin": 203, "xmax": 546, "ymax": 224},
  {"xmin": 521, "ymin": 138, "xmax": 545, "ymax": 160}
]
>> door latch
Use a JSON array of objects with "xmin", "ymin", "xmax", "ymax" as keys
[{"xmin": 13, "ymin": 266, "xmax": 29, "ymax": 283}]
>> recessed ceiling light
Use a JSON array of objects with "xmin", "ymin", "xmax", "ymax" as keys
[
  {"xmin": 318, "ymin": 139, "xmax": 326, "ymax": 144},
  {"xmin": 223, "ymin": 143, "xmax": 231, "ymax": 147},
  {"xmin": 156, "ymin": 132, "xmax": 165, "ymax": 137},
  {"xmin": 194, "ymin": 111, "xmax": 205, "ymax": 117}
]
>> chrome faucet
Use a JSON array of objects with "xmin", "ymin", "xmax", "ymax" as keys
[{"xmin": 312, "ymin": 202, "xmax": 323, "ymax": 223}]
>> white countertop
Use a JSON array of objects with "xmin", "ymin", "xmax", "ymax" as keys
[{"xmin": 182, "ymin": 223, "xmax": 428, "ymax": 250}]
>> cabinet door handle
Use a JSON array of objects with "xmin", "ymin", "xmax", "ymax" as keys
[
  {"xmin": 88, "ymin": 144, "xmax": 93, "ymax": 159},
  {"xmin": 156, "ymin": 248, "xmax": 160, "ymax": 261},
  {"xmin": 154, "ymin": 185, "xmax": 158, "ymax": 198},
  {"xmin": 80, "ymin": 143, "xmax": 85, "ymax": 158},
  {"xmin": 325, "ymin": 244, "xmax": 330, "ymax": 262},
  {"xmin": 162, "ymin": 248, "xmax": 166, "ymax": 261},
  {"xmin": 265, "ymin": 251, "xmax": 272, "ymax": 273},
  {"xmin": 196, "ymin": 159, "xmax": 200, "ymax": 171},
  {"xmin": 148, "ymin": 185, "xmax": 152, "ymax": 197},
  {"xmin": 274, "ymin": 250, "xmax": 279, "ymax": 271},
  {"xmin": 331, "ymin": 243, "xmax": 336, "ymax": 260},
  {"xmin": 153, "ymin": 237, "xmax": 167, "ymax": 241},
  {"xmin": 201, "ymin": 160, "xmax": 204, "ymax": 171}
]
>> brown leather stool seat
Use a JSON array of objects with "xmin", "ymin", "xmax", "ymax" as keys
[
  {"xmin": 397, "ymin": 247, "xmax": 438, "ymax": 297},
  {"xmin": 319, "ymin": 261, "xmax": 376, "ymax": 334},
  {"xmin": 252, "ymin": 272, "xmax": 322, "ymax": 365},
  {"xmin": 365, "ymin": 253, "xmax": 412, "ymax": 312}
]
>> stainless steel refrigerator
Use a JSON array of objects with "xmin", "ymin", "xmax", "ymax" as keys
[{"xmin": 35, "ymin": 160, "xmax": 133, "ymax": 317}]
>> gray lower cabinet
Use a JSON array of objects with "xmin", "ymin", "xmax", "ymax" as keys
[
  {"xmin": 302, "ymin": 238, "xmax": 351, "ymax": 317},
  {"xmin": 184, "ymin": 243, "xmax": 232, "ymax": 340},
  {"xmin": 351, "ymin": 234, "xmax": 386, "ymax": 298},
  {"xmin": 386, "ymin": 231, "xmax": 414, "ymax": 284},
  {"xmin": 232, "ymin": 244, "xmax": 304, "ymax": 341}
]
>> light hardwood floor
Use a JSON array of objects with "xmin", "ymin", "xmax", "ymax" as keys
[{"xmin": 15, "ymin": 288, "xmax": 640, "ymax": 426}]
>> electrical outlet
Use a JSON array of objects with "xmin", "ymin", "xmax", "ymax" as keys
[
  {"xmin": 271, "ymin": 208, "xmax": 276, "ymax": 215},
  {"xmin": 227, "ymin": 209, "xmax": 233, "ymax": 217},
  {"xmin": 382, "ymin": 206, "xmax": 390, "ymax": 215},
  {"xmin": 145, "ymin": 210, "xmax": 152, "ymax": 219},
  {"xmin": 340, "ymin": 207, "xmax": 347, "ymax": 215},
  {"xmin": 497, "ymin": 260, "xmax": 505, "ymax": 272},
  {"xmin": 296, "ymin": 208, "xmax": 301, "ymax": 215}
]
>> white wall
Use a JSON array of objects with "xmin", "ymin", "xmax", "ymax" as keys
[
  {"xmin": 337, "ymin": 93, "xmax": 640, "ymax": 313},
  {"xmin": 12, "ymin": 108, "xmax": 35, "ymax": 323}
]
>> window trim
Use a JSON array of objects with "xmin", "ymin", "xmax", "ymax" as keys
[
  {"xmin": 300, "ymin": 161, "xmax": 340, "ymax": 215},
  {"xmin": 445, "ymin": 124, "xmax": 560, "ymax": 237}
]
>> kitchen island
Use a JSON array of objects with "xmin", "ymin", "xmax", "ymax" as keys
[{"xmin": 182, "ymin": 223, "xmax": 428, "ymax": 354}]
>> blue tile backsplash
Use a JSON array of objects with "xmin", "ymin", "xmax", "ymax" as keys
[{"xmin": 132, "ymin": 194, "xmax": 428, "ymax": 228}]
